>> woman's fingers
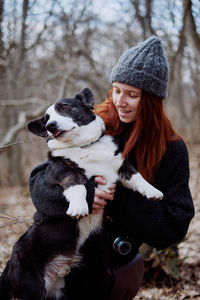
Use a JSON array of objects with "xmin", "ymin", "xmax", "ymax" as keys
[
  {"xmin": 92, "ymin": 177, "xmax": 117, "ymax": 213},
  {"xmin": 92, "ymin": 189, "xmax": 113, "ymax": 213},
  {"xmin": 95, "ymin": 176, "xmax": 106, "ymax": 185},
  {"xmin": 95, "ymin": 177, "xmax": 116, "ymax": 197},
  {"xmin": 93, "ymin": 197, "xmax": 107, "ymax": 209},
  {"xmin": 95, "ymin": 187, "xmax": 114, "ymax": 201},
  {"xmin": 108, "ymin": 183, "xmax": 116, "ymax": 196},
  {"xmin": 93, "ymin": 193, "xmax": 107, "ymax": 214}
]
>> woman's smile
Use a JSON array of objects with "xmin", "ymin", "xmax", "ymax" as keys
[{"xmin": 118, "ymin": 109, "xmax": 133, "ymax": 117}]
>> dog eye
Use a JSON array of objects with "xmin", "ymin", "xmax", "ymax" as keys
[{"xmin": 60, "ymin": 104, "xmax": 70, "ymax": 112}]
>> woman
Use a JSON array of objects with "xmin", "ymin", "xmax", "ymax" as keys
[{"xmin": 29, "ymin": 36, "xmax": 194, "ymax": 299}]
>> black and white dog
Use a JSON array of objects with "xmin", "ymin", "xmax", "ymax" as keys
[{"xmin": 0, "ymin": 88, "xmax": 163, "ymax": 300}]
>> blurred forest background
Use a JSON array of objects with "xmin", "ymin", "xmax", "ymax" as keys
[
  {"xmin": 0, "ymin": 0, "xmax": 200, "ymax": 185},
  {"xmin": 0, "ymin": 0, "xmax": 200, "ymax": 299}
]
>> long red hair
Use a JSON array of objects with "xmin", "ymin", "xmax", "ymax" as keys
[{"xmin": 95, "ymin": 89, "xmax": 181, "ymax": 182}]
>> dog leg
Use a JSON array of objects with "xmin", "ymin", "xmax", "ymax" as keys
[
  {"xmin": 0, "ymin": 261, "xmax": 11, "ymax": 300},
  {"xmin": 63, "ymin": 185, "xmax": 89, "ymax": 218},
  {"xmin": 119, "ymin": 160, "xmax": 163, "ymax": 200}
]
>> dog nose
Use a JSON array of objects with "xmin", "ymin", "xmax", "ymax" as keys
[{"xmin": 46, "ymin": 121, "xmax": 57, "ymax": 132}]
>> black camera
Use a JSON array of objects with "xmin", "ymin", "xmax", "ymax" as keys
[{"xmin": 113, "ymin": 237, "xmax": 132, "ymax": 255}]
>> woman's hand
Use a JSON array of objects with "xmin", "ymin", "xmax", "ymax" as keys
[{"xmin": 92, "ymin": 176, "xmax": 116, "ymax": 214}]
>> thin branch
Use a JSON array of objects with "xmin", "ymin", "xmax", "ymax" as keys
[
  {"xmin": 26, "ymin": 2, "xmax": 56, "ymax": 52},
  {"xmin": 0, "ymin": 111, "xmax": 26, "ymax": 147},
  {"xmin": 0, "ymin": 137, "xmax": 44, "ymax": 151},
  {"xmin": 0, "ymin": 105, "xmax": 47, "ymax": 148},
  {"xmin": 130, "ymin": 0, "xmax": 155, "ymax": 39},
  {"xmin": 0, "ymin": 214, "xmax": 18, "ymax": 220},
  {"xmin": 0, "ymin": 217, "xmax": 33, "ymax": 229}
]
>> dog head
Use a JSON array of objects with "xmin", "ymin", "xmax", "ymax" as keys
[{"xmin": 27, "ymin": 88, "xmax": 105, "ymax": 146}]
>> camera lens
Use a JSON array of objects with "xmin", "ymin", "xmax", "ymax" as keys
[{"xmin": 113, "ymin": 237, "xmax": 132, "ymax": 255}]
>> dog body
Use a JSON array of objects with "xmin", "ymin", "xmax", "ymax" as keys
[{"xmin": 0, "ymin": 88, "xmax": 163, "ymax": 300}]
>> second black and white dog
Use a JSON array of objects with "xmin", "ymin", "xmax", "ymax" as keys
[{"xmin": 0, "ymin": 88, "xmax": 163, "ymax": 300}]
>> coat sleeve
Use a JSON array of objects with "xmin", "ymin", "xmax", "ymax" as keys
[
  {"xmin": 110, "ymin": 140, "xmax": 195, "ymax": 249},
  {"xmin": 29, "ymin": 160, "xmax": 95, "ymax": 222}
]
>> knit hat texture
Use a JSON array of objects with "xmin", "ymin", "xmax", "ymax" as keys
[{"xmin": 110, "ymin": 36, "xmax": 169, "ymax": 99}]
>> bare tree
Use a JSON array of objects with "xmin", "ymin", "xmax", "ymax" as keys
[
  {"xmin": 0, "ymin": 0, "xmax": 4, "ymax": 60},
  {"xmin": 18, "ymin": 0, "xmax": 29, "ymax": 64},
  {"xmin": 0, "ymin": 0, "xmax": 107, "ymax": 185},
  {"xmin": 0, "ymin": 0, "xmax": 200, "ymax": 186},
  {"xmin": 129, "ymin": 0, "xmax": 156, "ymax": 39},
  {"xmin": 0, "ymin": 0, "xmax": 54, "ymax": 185},
  {"xmin": 183, "ymin": 0, "xmax": 200, "ymax": 64}
]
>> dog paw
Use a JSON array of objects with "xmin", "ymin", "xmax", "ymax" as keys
[
  {"xmin": 66, "ymin": 200, "xmax": 89, "ymax": 219},
  {"xmin": 127, "ymin": 173, "xmax": 163, "ymax": 200},
  {"xmin": 64, "ymin": 185, "xmax": 89, "ymax": 219},
  {"xmin": 144, "ymin": 187, "xmax": 163, "ymax": 200}
]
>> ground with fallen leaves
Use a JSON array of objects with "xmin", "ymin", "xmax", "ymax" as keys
[{"xmin": 0, "ymin": 143, "xmax": 199, "ymax": 299}]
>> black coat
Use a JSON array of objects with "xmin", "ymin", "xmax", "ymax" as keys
[
  {"xmin": 29, "ymin": 139, "xmax": 194, "ymax": 251},
  {"xmin": 105, "ymin": 139, "xmax": 194, "ymax": 249},
  {"xmin": 29, "ymin": 139, "xmax": 194, "ymax": 299}
]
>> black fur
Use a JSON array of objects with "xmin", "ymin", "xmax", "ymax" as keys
[
  {"xmin": 118, "ymin": 159, "xmax": 137, "ymax": 180},
  {"xmin": 54, "ymin": 98, "xmax": 95, "ymax": 126},
  {"xmin": 27, "ymin": 115, "xmax": 49, "ymax": 138},
  {"xmin": 0, "ymin": 218, "xmax": 77, "ymax": 300},
  {"xmin": 47, "ymin": 154, "xmax": 87, "ymax": 189},
  {"xmin": 27, "ymin": 88, "xmax": 96, "ymax": 137},
  {"xmin": 0, "ymin": 261, "xmax": 10, "ymax": 300}
]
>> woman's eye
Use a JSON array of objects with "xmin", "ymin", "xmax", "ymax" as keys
[
  {"xmin": 129, "ymin": 94, "xmax": 137, "ymax": 98},
  {"xmin": 114, "ymin": 88, "xmax": 120, "ymax": 94}
]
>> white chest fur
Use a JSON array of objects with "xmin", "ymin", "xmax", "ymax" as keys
[
  {"xmin": 77, "ymin": 210, "xmax": 103, "ymax": 249},
  {"xmin": 51, "ymin": 135, "xmax": 123, "ymax": 192}
]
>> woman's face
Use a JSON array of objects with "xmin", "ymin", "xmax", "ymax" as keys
[{"xmin": 112, "ymin": 82, "xmax": 142, "ymax": 123}]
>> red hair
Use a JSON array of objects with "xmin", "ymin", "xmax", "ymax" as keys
[{"xmin": 95, "ymin": 89, "xmax": 181, "ymax": 182}]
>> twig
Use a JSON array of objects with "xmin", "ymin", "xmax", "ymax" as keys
[
  {"xmin": 0, "ymin": 137, "xmax": 44, "ymax": 150},
  {"xmin": 0, "ymin": 212, "xmax": 19, "ymax": 219},
  {"xmin": 0, "ymin": 218, "xmax": 33, "ymax": 229},
  {"xmin": 0, "ymin": 216, "xmax": 18, "ymax": 221}
]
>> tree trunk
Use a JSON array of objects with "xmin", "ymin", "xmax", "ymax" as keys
[
  {"xmin": 0, "ymin": 0, "xmax": 4, "ymax": 59},
  {"xmin": 183, "ymin": 0, "xmax": 200, "ymax": 64},
  {"xmin": 18, "ymin": 0, "xmax": 29, "ymax": 64}
]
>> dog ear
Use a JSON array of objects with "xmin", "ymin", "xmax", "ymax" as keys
[
  {"xmin": 27, "ymin": 116, "xmax": 49, "ymax": 138},
  {"xmin": 75, "ymin": 88, "xmax": 95, "ymax": 109}
]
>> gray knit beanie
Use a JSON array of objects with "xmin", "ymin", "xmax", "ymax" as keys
[{"xmin": 110, "ymin": 36, "xmax": 169, "ymax": 99}]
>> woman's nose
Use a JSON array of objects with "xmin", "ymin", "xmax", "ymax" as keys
[{"xmin": 117, "ymin": 94, "xmax": 127, "ymax": 107}]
